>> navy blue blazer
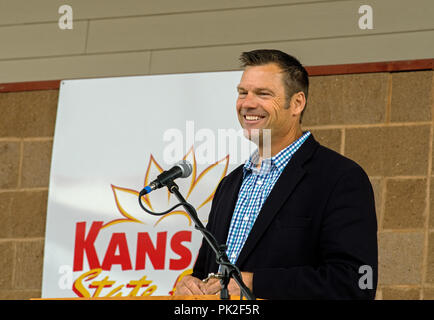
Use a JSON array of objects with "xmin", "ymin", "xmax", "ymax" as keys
[{"xmin": 192, "ymin": 134, "xmax": 378, "ymax": 299}]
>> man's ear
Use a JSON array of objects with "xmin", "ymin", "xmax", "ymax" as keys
[{"xmin": 290, "ymin": 91, "xmax": 306, "ymax": 117}]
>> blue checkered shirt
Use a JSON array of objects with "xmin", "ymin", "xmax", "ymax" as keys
[{"xmin": 225, "ymin": 131, "xmax": 311, "ymax": 264}]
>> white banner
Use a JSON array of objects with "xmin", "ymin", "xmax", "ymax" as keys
[{"xmin": 42, "ymin": 71, "xmax": 255, "ymax": 298}]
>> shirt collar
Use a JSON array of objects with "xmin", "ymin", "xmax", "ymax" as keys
[{"xmin": 243, "ymin": 131, "xmax": 311, "ymax": 176}]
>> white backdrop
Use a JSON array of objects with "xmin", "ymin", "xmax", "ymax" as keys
[{"xmin": 41, "ymin": 71, "xmax": 255, "ymax": 298}]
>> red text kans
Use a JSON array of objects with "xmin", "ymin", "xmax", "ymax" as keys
[{"xmin": 73, "ymin": 221, "xmax": 192, "ymax": 272}]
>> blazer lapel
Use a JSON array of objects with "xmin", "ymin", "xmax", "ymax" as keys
[
  {"xmin": 213, "ymin": 166, "xmax": 244, "ymax": 245},
  {"xmin": 236, "ymin": 135, "xmax": 319, "ymax": 267}
]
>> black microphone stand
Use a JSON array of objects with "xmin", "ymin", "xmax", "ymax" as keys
[
  {"xmin": 139, "ymin": 179, "xmax": 255, "ymax": 300},
  {"xmin": 166, "ymin": 180, "xmax": 255, "ymax": 301}
]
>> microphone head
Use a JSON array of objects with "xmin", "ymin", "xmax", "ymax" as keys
[{"xmin": 175, "ymin": 160, "xmax": 193, "ymax": 178}]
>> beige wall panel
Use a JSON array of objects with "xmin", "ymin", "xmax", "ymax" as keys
[
  {"xmin": 373, "ymin": 0, "xmax": 434, "ymax": 31},
  {"xmin": 150, "ymin": 30, "xmax": 434, "ymax": 74},
  {"xmin": 86, "ymin": 0, "xmax": 434, "ymax": 54},
  {"xmin": 0, "ymin": 21, "xmax": 87, "ymax": 60},
  {"xmin": 0, "ymin": 30, "xmax": 431, "ymax": 84},
  {"xmin": 0, "ymin": 52, "xmax": 151, "ymax": 83},
  {"xmin": 0, "ymin": 0, "xmax": 334, "ymax": 26}
]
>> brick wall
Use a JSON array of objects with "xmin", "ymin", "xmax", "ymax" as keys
[
  {"xmin": 0, "ymin": 90, "xmax": 57, "ymax": 299},
  {"xmin": 0, "ymin": 69, "xmax": 433, "ymax": 299},
  {"xmin": 305, "ymin": 70, "xmax": 434, "ymax": 300}
]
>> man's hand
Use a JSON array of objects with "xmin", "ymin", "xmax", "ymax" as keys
[
  {"xmin": 203, "ymin": 272, "xmax": 254, "ymax": 296},
  {"xmin": 203, "ymin": 278, "xmax": 221, "ymax": 295},
  {"xmin": 227, "ymin": 272, "xmax": 253, "ymax": 296},
  {"xmin": 174, "ymin": 275, "xmax": 206, "ymax": 296}
]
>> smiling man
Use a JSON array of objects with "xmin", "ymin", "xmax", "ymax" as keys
[
  {"xmin": 175, "ymin": 49, "xmax": 378, "ymax": 300},
  {"xmin": 236, "ymin": 61, "xmax": 305, "ymax": 160}
]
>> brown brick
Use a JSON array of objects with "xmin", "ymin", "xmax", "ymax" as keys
[
  {"xmin": 0, "ymin": 191, "xmax": 47, "ymax": 238},
  {"xmin": 370, "ymin": 178, "xmax": 383, "ymax": 226},
  {"xmin": 308, "ymin": 129, "xmax": 341, "ymax": 154},
  {"xmin": 390, "ymin": 71, "xmax": 433, "ymax": 122},
  {"xmin": 0, "ymin": 192, "xmax": 13, "ymax": 238},
  {"xmin": 345, "ymin": 125, "xmax": 430, "ymax": 177},
  {"xmin": 430, "ymin": 178, "xmax": 434, "ymax": 228},
  {"xmin": 0, "ymin": 90, "xmax": 58, "ymax": 138},
  {"xmin": 9, "ymin": 191, "xmax": 48, "ymax": 238},
  {"xmin": 14, "ymin": 240, "xmax": 44, "ymax": 290},
  {"xmin": 426, "ymin": 233, "xmax": 434, "ymax": 284},
  {"xmin": 0, "ymin": 141, "xmax": 20, "ymax": 189},
  {"xmin": 303, "ymin": 73, "xmax": 388, "ymax": 126},
  {"xmin": 378, "ymin": 232, "xmax": 424, "ymax": 285},
  {"xmin": 21, "ymin": 140, "xmax": 53, "ymax": 188},
  {"xmin": 375, "ymin": 289, "xmax": 382, "ymax": 300},
  {"xmin": 382, "ymin": 287, "xmax": 420, "ymax": 300},
  {"xmin": 383, "ymin": 179, "xmax": 426, "ymax": 230},
  {"xmin": 423, "ymin": 288, "xmax": 434, "ymax": 300},
  {"xmin": 0, "ymin": 93, "xmax": 20, "ymax": 137},
  {"xmin": 0, "ymin": 290, "xmax": 41, "ymax": 300},
  {"xmin": 0, "ymin": 241, "xmax": 14, "ymax": 289}
]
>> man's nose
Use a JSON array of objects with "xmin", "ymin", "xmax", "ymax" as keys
[{"xmin": 240, "ymin": 92, "xmax": 257, "ymax": 109}]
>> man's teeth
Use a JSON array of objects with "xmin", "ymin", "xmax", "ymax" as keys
[{"xmin": 245, "ymin": 115, "xmax": 262, "ymax": 121}]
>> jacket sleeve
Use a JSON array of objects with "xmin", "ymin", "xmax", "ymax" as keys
[
  {"xmin": 252, "ymin": 165, "xmax": 378, "ymax": 299},
  {"xmin": 191, "ymin": 176, "xmax": 226, "ymax": 280}
]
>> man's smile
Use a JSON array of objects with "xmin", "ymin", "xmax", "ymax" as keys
[{"xmin": 242, "ymin": 113, "xmax": 267, "ymax": 126}]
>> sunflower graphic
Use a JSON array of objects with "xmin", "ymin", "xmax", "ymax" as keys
[{"xmin": 104, "ymin": 146, "xmax": 229, "ymax": 230}]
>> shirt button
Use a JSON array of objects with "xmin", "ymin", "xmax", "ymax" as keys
[
  {"xmin": 231, "ymin": 253, "xmax": 237, "ymax": 258},
  {"xmin": 257, "ymin": 179, "xmax": 263, "ymax": 185},
  {"xmin": 243, "ymin": 215, "xmax": 250, "ymax": 221}
]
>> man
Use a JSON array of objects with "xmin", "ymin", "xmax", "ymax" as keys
[{"xmin": 175, "ymin": 49, "xmax": 378, "ymax": 299}]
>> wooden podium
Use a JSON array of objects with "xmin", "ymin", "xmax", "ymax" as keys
[{"xmin": 33, "ymin": 295, "xmax": 245, "ymax": 300}]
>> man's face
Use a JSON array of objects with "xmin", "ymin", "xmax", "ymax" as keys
[{"xmin": 236, "ymin": 63, "xmax": 294, "ymax": 144}]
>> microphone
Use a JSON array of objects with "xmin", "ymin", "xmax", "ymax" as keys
[{"xmin": 139, "ymin": 160, "xmax": 192, "ymax": 195}]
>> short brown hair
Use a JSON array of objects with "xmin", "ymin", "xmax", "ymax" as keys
[{"xmin": 239, "ymin": 49, "xmax": 309, "ymax": 122}]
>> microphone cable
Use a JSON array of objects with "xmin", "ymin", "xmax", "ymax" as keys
[{"xmin": 138, "ymin": 192, "xmax": 242, "ymax": 278}]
